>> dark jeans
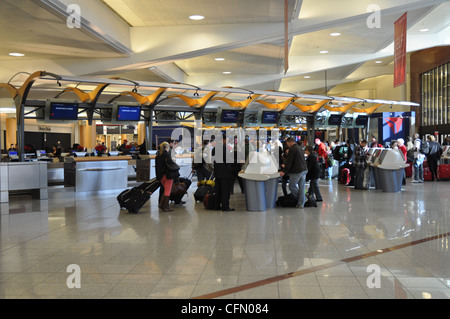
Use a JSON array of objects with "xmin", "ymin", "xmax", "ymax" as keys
[
  {"xmin": 307, "ymin": 178, "xmax": 322, "ymax": 200},
  {"xmin": 354, "ymin": 167, "xmax": 368, "ymax": 190}
]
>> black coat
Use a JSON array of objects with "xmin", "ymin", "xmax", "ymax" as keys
[
  {"xmin": 155, "ymin": 150, "xmax": 178, "ymax": 180},
  {"xmin": 212, "ymin": 141, "xmax": 239, "ymax": 178},
  {"xmin": 306, "ymin": 153, "xmax": 320, "ymax": 181},
  {"xmin": 282, "ymin": 143, "xmax": 307, "ymax": 175}
]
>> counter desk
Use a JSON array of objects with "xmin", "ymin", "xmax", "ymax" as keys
[
  {"xmin": 64, "ymin": 156, "xmax": 132, "ymax": 192},
  {"xmin": 0, "ymin": 162, "xmax": 48, "ymax": 203}
]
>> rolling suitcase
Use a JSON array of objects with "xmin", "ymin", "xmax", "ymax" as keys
[
  {"xmin": 117, "ymin": 178, "xmax": 160, "ymax": 214},
  {"xmin": 423, "ymin": 166, "xmax": 433, "ymax": 181},
  {"xmin": 438, "ymin": 164, "xmax": 450, "ymax": 181},
  {"xmin": 405, "ymin": 161, "xmax": 413, "ymax": 178},
  {"xmin": 203, "ymin": 191, "xmax": 216, "ymax": 210},
  {"xmin": 194, "ymin": 175, "xmax": 215, "ymax": 202}
]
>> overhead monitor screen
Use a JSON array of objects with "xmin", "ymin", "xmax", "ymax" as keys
[
  {"xmin": 328, "ymin": 114, "xmax": 342, "ymax": 126},
  {"xmin": 116, "ymin": 105, "xmax": 141, "ymax": 121},
  {"xmin": 220, "ymin": 110, "xmax": 239, "ymax": 123},
  {"xmin": 355, "ymin": 115, "xmax": 369, "ymax": 126},
  {"xmin": 49, "ymin": 102, "xmax": 79, "ymax": 120},
  {"xmin": 261, "ymin": 111, "xmax": 278, "ymax": 124}
]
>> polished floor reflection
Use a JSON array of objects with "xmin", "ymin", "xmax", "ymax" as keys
[{"xmin": 1, "ymin": 179, "xmax": 450, "ymax": 299}]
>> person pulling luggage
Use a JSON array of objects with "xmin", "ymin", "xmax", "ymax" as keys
[{"xmin": 155, "ymin": 141, "xmax": 180, "ymax": 212}]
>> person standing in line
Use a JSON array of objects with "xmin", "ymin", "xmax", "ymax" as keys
[
  {"xmin": 305, "ymin": 146, "xmax": 323, "ymax": 202},
  {"xmin": 397, "ymin": 138, "xmax": 408, "ymax": 185},
  {"xmin": 427, "ymin": 135, "xmax": 443, "ymax": 181},
  {"xmin": 280, "ymin": 137, "xmax": 308, "ymax": 208},
  {"xmin": 155, "ymin": 141, "xmax": 179, "ymax": 212},
  {"xmin": 369, "ymin": 136, "xmax": 378, "ymax": 149},
  {"xmin": 412, "ymin": 133, "xmax": 425, "ymax": 183},
  {"xmin": 354, "ymin": 139, "xmax": 369, "ymax": 190},
  {"xmin": 346, "ymin": 137, "xmax": 356, "ymax": 186},
  {"xmin": 212, "ymin": 136, "xmax": 235, "ymax": 212}
]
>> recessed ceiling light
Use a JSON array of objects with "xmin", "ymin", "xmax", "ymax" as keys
[
  {"xmin": 319, "ymin": 50, "xmax": 328, "ymax": 54},
  {"xmin": 223, "ymin": 71, "xmax": 231, "ymax": 74},
  {"xmin": 214, "ymin": 58, "xmax": 225, "ymax": 61},
  {"xmin": 330, "ymin": 32, "xmax": 341, "ymax": 37},
  {"xmin": 419, "ymin": 28, "xmax": 430, "ymax": 32},
  {"xmin": 375, "ymin": 60, "xmax": 383, "ymax": 64},
  {"xmin": 189, "ymin": 15, "xmax": 204, "ymax": 20},
  {"xmin": 9, "ymin": 52, "xmax": 25, "ymax": 57},
  {"xmin": 304, "ymin": 75, "xmax": 311, "ymax": 79}
]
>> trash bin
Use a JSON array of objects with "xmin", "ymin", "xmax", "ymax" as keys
[
  {"xmin": 239, "ymin": 151, "xmax": 280, "ymax": 212},
  {"xmin": 371, "ymin": 149, "xmax": 409, "ymax": 193}
]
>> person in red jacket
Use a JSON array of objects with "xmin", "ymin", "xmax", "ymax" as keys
[
  {"xmin": 397, "ymin": 138, "xmax": 407, "ymax": 161},
  {"xmin": 315, "ymin": 138, "xmax": 328, "ymax": 179},
  {"xmin": 397, "ymin": 138, "xmax": 407, "ymax": 185}
]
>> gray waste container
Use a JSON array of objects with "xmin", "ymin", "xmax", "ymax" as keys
[
  {"xmin": 243, "ymin": 179, "xmax": 267, "ymax": 211},
  {"xmin": 378, "ymin": 168, "xmax": 404, "ymax": 193}
]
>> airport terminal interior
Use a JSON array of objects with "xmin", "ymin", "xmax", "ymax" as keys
[{"xmin": 0, "ymin": 0, "xmax": 450, "ymax": 300}]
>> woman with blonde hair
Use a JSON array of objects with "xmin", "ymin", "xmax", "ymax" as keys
[{"xmin": 155, "ymin": 141, "xmax": 180, "ymax": 211}]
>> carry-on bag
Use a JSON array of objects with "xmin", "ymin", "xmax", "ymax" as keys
[
  {"xmin": 170, "ymin": 173, "xmax": 193, "ymax": 203},
  {"xmin": 438, "ymin": 164, "xmax": 450, "ymax": 181},
  {"xmin": 203, "ymin": 190, "xmax": 216, "ymax": 210},
  {"xmin": 194, "ymin": 175, "xmax": 215, "ymax": 202},
  {"xmin": 117, "ymin": 178, "xmax": 160, "ymax": 214},
  {"xmin": 276, "ymin": 194, "xmax": 298, "ymax": 207}
]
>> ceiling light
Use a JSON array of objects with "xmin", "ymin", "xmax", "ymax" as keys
[
  {"xmin": 214, "ymin": 58, "xmax": 225, "ymax": 61},
  {"xmin": 319, "ymin": 50, "xmax": 328, "ymax": 54},
  {"xmin": 189, "ymin": 15, "xmax": 204, "ymax": 20},
  {"xmin": 9, "ymin": 52, "xmax": 25, "ymax": 57},
  {"xmin": 304, "ymin": 75, "xmax": 311, "ymax": 79},
  {"xmin": 223, "ymin": 71, "xmax": 231, "ymax": 75},
  {"xmin": 330, "ymin": 32, "xmax": 341, "ymax": 37},
  {"xmin": 419, "ymin": 28, "xmax": 430, "ymax": 32},
  {"xmin": 375, "ymin": 60, "xmax": 383, "ymax": 64}
]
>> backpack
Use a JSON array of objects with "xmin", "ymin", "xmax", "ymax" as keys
[
  {"xmin": 420, "ymin": 140, "xmax": 430, "ymax": 155},
  {"xmin": 339, "ymin": 146, "xmax": 348, "ymax": 160},
  {"xmin": 276, "ymin": 194, "xmax": 298, "ymax": 207}
]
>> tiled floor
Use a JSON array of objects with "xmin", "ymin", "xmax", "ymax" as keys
[{"xmin": 1, "ymin": 178, "xmax": 450, "ymax": 299}]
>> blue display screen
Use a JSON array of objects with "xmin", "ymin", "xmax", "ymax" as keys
[
  {"xmin": 49, "ymin": 102, "xmax": 79, "ymax": 120},
  {"xmin": 261, "ymin": 111, "xmax": 278, "ymax": 124},
  {"xmin": 221, "ymin": 110, "xmax": 239, "ymax": 123},
  {"xmin": 117, "ymin": 106, "xmax": 141, "ymax": 121}
]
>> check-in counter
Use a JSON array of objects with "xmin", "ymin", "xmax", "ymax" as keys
[
  {"xmin": 48, "ymin": 157, "xmax": 136, "ymax": 185},
  {"xmin": 0, "ymin": 162, "xmax": 48, "ymax": 203},
  {"xmin": 136, "ymin": 153, "xmax": 193, "ymax": 182},
  {"xmin": 64, "ymin": 156, "xmax": 131, "ymax": 192}
]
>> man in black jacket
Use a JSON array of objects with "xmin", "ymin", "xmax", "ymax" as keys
[
  {"xmin": 212, "ymin": 136, "xmax": 235, "ymax": 211},
  {"xmin": 280, "ymin": 137, "xmax": 308, "ymax": 208}
]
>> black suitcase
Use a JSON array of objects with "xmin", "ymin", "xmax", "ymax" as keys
[{"xmin": 117, "ymin": 178, "xmax": 160, "ymax": 214}]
